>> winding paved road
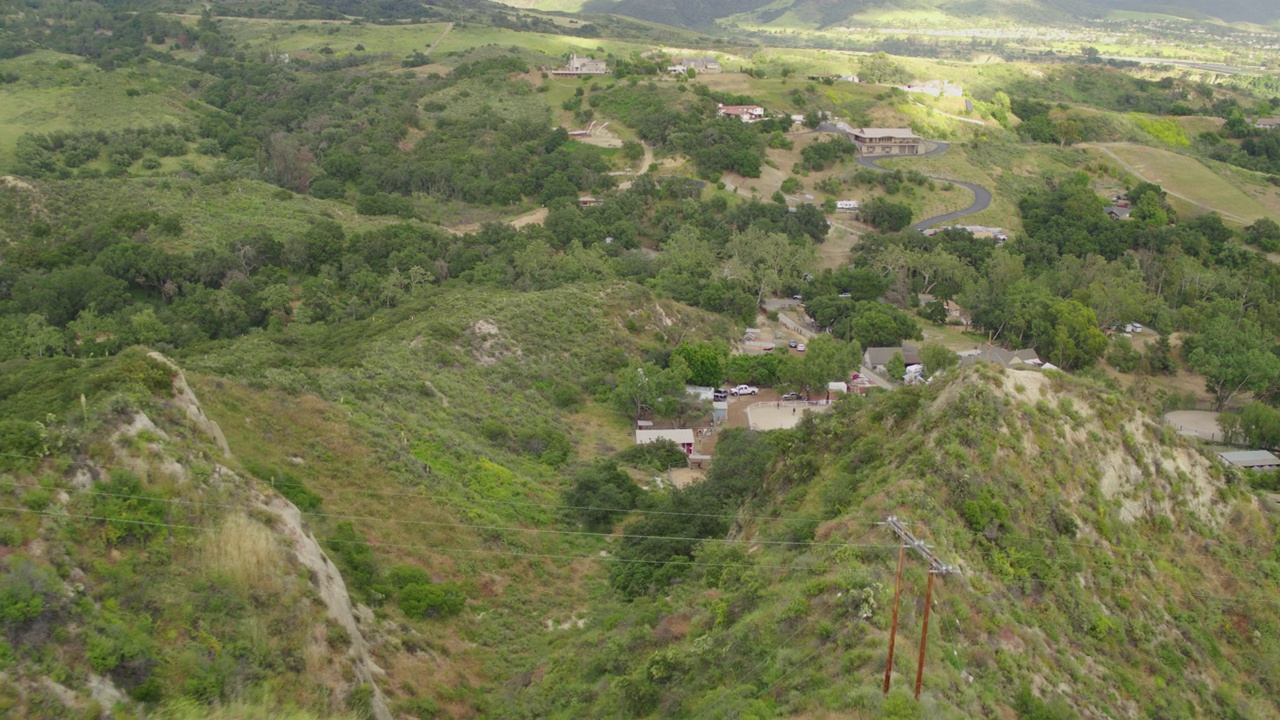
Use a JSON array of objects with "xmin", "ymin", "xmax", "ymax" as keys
[{"xmin": 854, "ymin": 140, "xmax": 993, "ymax": 232}]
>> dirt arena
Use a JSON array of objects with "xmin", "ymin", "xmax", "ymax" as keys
[{"xmin": 746, "ymin": 401, "xmax": 831, "ymax": 430}]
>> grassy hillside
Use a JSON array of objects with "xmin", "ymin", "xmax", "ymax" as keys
[
  {"xmin": 0, "ymin": 283, "xmax": 736, "ymax": 717},
  {"xmin": 0, "ymin": 51, "xmax": 208, "ymax": 169},
  {"xmin": 1083, "ymin": 142, "xmax": 1273, "ymax": 223},
  {"xmin": 499, "ymin": 365, "xmax": 1280, "ymax": 718}
]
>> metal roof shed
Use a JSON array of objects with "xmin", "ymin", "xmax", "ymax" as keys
[{"xmin": 1219, "ymin": 450, "xmax": 1280, "ymax": 471}]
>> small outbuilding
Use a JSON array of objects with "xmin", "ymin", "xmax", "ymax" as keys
[
  {"xmin": 711, "ymin": 401, "xmax": 728, "ymax": 423},
  {"xmin": 1218, "ymin": 450, "xmax": 1280, "ymax": 472},
  {"xmin": 636, "ymin": 428, "xmax": 696, "ymax": 454}
]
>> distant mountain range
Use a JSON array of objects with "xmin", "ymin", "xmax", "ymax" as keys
[{"xmin": 573, "ymin": 0, "xmax": 1280, "ymax": 29}]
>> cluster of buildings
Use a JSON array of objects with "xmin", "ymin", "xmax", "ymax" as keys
[
  {"xmin": 668, "ymin": 57, "xmax": 722, "ymax": 74},
  {"xmin": 863, "ymin": 344, "xmax": 1047, "ymax": 376},
  {"xmin": 551, "ymin": 54, "xmax": 608, "ymax": 76}
]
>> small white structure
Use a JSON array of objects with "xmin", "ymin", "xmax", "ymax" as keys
[
  {"xmin": 686, "ymin": 385, "xmax": 715, "ymax": 402},
  {"xmin": 711, "ymin": 401, "xmax": 728, "ymax": 423},
  {"xmin": 827, "ymin": 381, "xmax": 848, "ymax": 394},
  {"xmin": 835, "ymin": 200, "xmax": 860, "ymax": 211},
  {"xmin": 1219, "ymin": 450, "xmax": 1280, "ymax": 472},
  {"xmin": 635, "ymin": 428, "xmax": 696, "ymax": 454}
]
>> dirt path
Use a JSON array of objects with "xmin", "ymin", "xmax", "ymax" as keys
[
  {"xmin": 509, "ymin": 207, "xmax": 548, "ymax": 228},
  {"xmin": 443, "ymin": 207, "xmax": 548, "ymax": 235},
  {"xmin": 426, "ymin": 22, "xmax": 453, "ymax": 55},
  {"xmin": 1081, "ymin": 143, "xmax": 1253, "ymax": 224}
]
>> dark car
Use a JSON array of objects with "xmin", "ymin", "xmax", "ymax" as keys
[
  {"xmin": 781, "ymin": 392, "xmax": 802, "ymax": 400},
  {"xmin": 712, "ymin": 389, "xmax": 728, "ymax": 401},
  {"xmin": 788, "ymin": 339, "xmax": 799, "ymax": 349}
]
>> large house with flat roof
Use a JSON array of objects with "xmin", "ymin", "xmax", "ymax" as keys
[{"xmin": 849, "ymin": 128, "xmax": 922, "ymax": 156}]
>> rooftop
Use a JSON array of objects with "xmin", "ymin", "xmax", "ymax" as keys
[
  {"xmin": 636, "ymin": 428, "xmax": 696, "ymax": 445},
  {"xmin": 864, "ymin": 345, "xmax": 921, "ymax": 366},
  {"xmin": 850, "ymin": 128, "xmax": 921, "ymax": 140},
  {"xmin": 1219, "ymin": 450, "xmax": 1280, "ymax": 468}
]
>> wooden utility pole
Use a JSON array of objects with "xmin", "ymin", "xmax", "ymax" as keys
[
  {"xmin": 883, "ymin": 544, "xmax": 906, "ymax": 694},
  {"xmin": 914, "ymin": 570, "xmax": 936, "ymax": 700},
  {"xmin": 878, "ymin": 516, "xmax": 959, "ymax": 700}
]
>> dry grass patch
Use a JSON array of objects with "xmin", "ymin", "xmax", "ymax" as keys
[{"xmin": 203, "ymin": 512, "xmax": 286, "ymax": 594}]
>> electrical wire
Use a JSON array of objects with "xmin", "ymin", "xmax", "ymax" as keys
[
  {"xmin": 0, "ymin": 450, "xmax": 888, "ymax": 526},
  {"xmin": 0, "ymin": 505, "xmax": 894, "ymax": 572},
  {"xmin": 0, "ymin": 479, "xmax": 893, "ymax": 551}
]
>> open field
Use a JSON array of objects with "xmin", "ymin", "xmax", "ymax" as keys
[
  {"xmin": 1082, "ymin": 142, "xmax": 1272, "ymax": 224},
  {"xmin": 32, "ymin": 177, "xmax": 425, "ymax": 251},
  {"xmin": 208, "ymin": 17, "xmax": 452, "ymax": 58},
  {"xmin": 0, "ymin": 51, "xmax": 206, "ymax": 170}
]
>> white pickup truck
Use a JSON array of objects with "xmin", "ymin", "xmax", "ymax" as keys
[{"xmin": 729, "ymin": 384, "xmax": 759, "ymax": 396}]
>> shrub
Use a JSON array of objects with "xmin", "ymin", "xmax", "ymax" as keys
[
  {"xmin": 617, "ymin": 439, "xmax": 686, "ymax": 471},
  {"xmin": 1106, "ymin": 337, "xmax": 1141, "ymax": 373},
  {"xmin": 327, "ymin": 522, "xmax": 380, "ymax": 601},
  {"xmin": 563, "ymin": 460, "xmax": 642, "ymax": 530},
  {"xmin": 0, "ymin": 420, "xmax": 43, "ymax": 469},
  {"xmin": 399, "ymin": 582, "xmax": 465, "ymax": 618},
  {"xmin": 858, "ymin": 197, "xmax": 913, "ymax": 231}
]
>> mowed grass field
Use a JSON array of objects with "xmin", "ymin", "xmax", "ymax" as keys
[
  {"xmin": 0, "ymin": 51, "xmax": 206, "ymax": 170},
  {"xmin": 1085, "ymin": 142, "xmax": 1272, "ymax": 223}
]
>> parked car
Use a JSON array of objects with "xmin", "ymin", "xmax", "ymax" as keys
[
  {"xmin": 788, "ymin": 339, "xmax": 799, "ymax": 348},
  {"xmin": 850, "ymin": 372, "xmax": 861, "ymax": 380},
  {"xmin": 781, "ymin": 392, "xmax": 802, "ymax": 400},
  {"xmin": 712, "ymin": 389, "xmax": 728, "ymax": 401},
  {"xmin": 796, "ymin": 343, "xmax": 806, "ymax": 352},
  {"xmin": 729, "ymin": 384, "xmax": 759, "ymax": 396}
]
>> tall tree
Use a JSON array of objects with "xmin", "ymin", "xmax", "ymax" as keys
[
  {"xmin": 920, "ymin": 342, "xmax": 959, "ymax": 377},
  {"xmin": 1185, "ymin": 316, "xmax": 1280, "ymax": 410},
  {"xmin": 780, "ymin": 334, "xmax": 857, "ymax": 398},
  {"xmin": 723, "ymin": 227, "xmax": 815, "ymax": 307},
  {"xmin": 671, "ymin": 342, "xmax": 728, "ymax": 388},
  {"xmin": 1034, "ymin": 299, "xmax": 1108, "ymax": 370}
]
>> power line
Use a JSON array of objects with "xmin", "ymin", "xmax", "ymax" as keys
[
  {"xmin": 0, "ymin": 450, "xmax": 887, "ymax": 526},
  {"xmin": 0, "ymin": 480, "xmax": 894, "ymax": 551},
  {"xmin": 0, "ymin": 505, "xmax": 893, "ymax": 572}
]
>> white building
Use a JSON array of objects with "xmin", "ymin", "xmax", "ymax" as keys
[{"xmin": 635, "ymin": 429, "xmax": 695, "ymax": 454}]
